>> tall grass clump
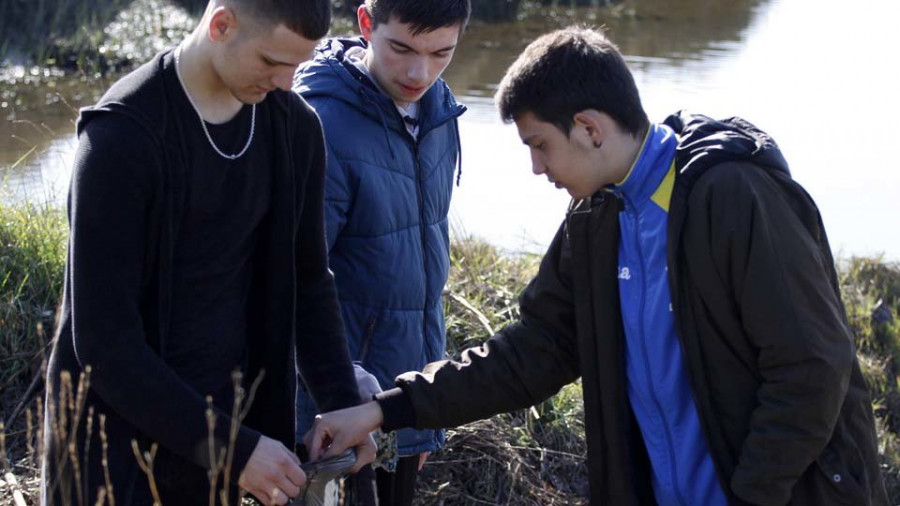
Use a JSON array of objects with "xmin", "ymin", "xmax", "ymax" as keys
[
  {"xmin": 0, "ymin": 196, "xmax": 67, "ymax": 393},
  {"xmin": 839, "ymin": 256, "xmax": 900, "ymax": 499},
  {"xmin": 416, "ymin": 238, "xmax": 589, "ymax": 505},
  {"xmin": 0, "ymin": 191, "xmax": 66, "ymax": 504}
]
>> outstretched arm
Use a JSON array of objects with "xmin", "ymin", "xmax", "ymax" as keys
[{"xmin": 305, "ymin": 221, "xmax": 581, "ymax": 458}]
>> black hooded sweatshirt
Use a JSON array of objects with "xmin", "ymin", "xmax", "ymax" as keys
[{"xmin": 42, "ymin": 50, "xmax": 359, "ymax": 506}]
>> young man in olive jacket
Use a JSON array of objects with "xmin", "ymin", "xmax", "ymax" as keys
[{"xmin": 303, "ymin": 27, "xmax": 887, "ymax": 505}]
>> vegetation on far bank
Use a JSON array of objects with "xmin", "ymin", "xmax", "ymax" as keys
[
  {"xmin": 2, "ymin": 191, "xmax": 900, "ymax": 503},
  {"xmin": 0, "ymin": 0, "xmax": 610, "ymax": 70}
]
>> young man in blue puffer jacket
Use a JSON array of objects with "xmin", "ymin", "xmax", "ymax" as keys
[{"xmin": 292, "ymin": 0, "xmax": 469, "ymax": 504}]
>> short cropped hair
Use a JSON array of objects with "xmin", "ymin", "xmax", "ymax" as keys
[
  {"xmin": 231, "ymin": 0, "xmax": 332, "ymax": 40},
  {"xmin": 364, "ymin": 0, "xmax": 471, "ymax": 36},
  {"xmin": 496, "ymin": 26, "xmax": 648, "ymax": 137}
]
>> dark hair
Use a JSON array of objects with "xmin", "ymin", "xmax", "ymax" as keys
[
  {"xmin": 496, "ymin": 26, "xmax": 648, "ymax": 137},
  {"xmin": 364, "ymin": 0, "xmax": 471, "ymax": 36},
  {"xmin": 231, "ymin": 0, "xmax": 332, "ymax": 40}
]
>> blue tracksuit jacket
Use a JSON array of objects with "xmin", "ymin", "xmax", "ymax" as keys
[{"xmin": 613, "ymin": 123, "xmax": 727, "ymax": 505}]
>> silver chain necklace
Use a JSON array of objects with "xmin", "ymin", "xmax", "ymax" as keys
[{"xmin": 174, "ymin": 47, "xmax": 256, "ymax": 161}]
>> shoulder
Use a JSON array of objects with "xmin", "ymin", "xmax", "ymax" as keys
[
  {"xmin": 686, "ymin": 161, "xmax": 781, "ymax": 204},
  {"xmin": 266, "ymin": 90, "xmax": 326, "ymax": 146},
  {"xmin": 84, "ymin": 51, "xmax": 170, "ymax": 133},
  {"xmin": 268, "ymin": 89, "xmax": 320, "ymax": 124},
  {"xmin": 74, "ymin": 113, "xmax": 163, "ymax": 194}
]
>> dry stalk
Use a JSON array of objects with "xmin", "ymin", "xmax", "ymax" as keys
[
  {"xmin": 130, "ymin": 439, "xmax": 160, "ymax": 506},
  {"xmin": 99, "ymin": 415, "xmax": 114, "ymax": 506},
  {"xmin": 92, "ymin": 487, "xmax": 107, "ymax": 506},
  {"xmin": 36, "ymin": 396, "xmax": 44, "ymax": 472},
  {"xmin": 205, "ymin": 395, "xmax": 226, "ymax": 506},
  {"xmin": 83, "ymin": 406, "xmax": 94, "ymax": 506},
  {"xmin": 67, "ymin": 439, "xmax": 83, "ymax": 506}
]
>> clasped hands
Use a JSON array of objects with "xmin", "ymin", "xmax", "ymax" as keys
[{"xmin": 238, "ymin": 405, "xmax": 379, "ymax": 506}]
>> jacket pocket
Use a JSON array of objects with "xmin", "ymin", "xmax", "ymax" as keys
[
  {"xmin": 358, "ymin": 314, "xmax": 377, "ymax": 365},
  {"xmin": 812, "ymin": 428, "xmax": 870, "ymax": 505}
]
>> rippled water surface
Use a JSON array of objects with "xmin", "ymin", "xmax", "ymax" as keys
[{"xmin": 3, "ymin": 0, "xmax": 899, "ymax": 258}]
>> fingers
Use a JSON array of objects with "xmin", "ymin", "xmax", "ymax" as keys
[
  {"xmin": 267, "ymin": 487, "xmax": 282, "ymax": 506},
  {"xmin": 306, "ymin": 415, "xmax": 331, "ymax": 461},
  {"xmin": 307, "ymin": 403, "xmax": 384, "ymax": 462},
  {"xmin": 239, "ymin": 436, "xmax": 307, "ymax": 505},
  {"xmin": 285, "ymin": 464, "xmax": 306, "ymax": 492},
  {"xmin": 350, "ymin": 434, "xmax": 377, "ymax": 473}
]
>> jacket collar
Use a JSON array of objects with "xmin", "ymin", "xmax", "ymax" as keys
[{"xmin": 614, "ymin": 123, "xmax": 678, "ymax": 205}]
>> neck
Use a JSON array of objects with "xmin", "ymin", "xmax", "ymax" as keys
[
  {"xmin": 177, "ymin": 33, "xmax": 243, "ymax": 124},
  {"xmin": 622, "ymin": 125, "xmax": 650, "ymax": 176}
]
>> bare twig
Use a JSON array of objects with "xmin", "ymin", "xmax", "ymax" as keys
[{"xmin": 130, "ymin": 440, "xmax": 160, "ymax": 506}]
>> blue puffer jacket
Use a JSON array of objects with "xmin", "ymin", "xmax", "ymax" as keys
[{"xmin": 293, "ymin": 37, "xmax": 465, "ymax": 455}]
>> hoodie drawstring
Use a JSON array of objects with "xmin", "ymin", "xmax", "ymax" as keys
[
  {"xmin": 454, "ymin": 118, "xmax": 462, "ymax": 186},
  {"xmin": 358, "ymin": 88, "xmax": 397, "ymax": 161}
]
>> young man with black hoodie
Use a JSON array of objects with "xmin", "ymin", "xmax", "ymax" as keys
[
  {"xmin": 303, "ymin": 26, "xmax": 888, "ymax": 505},
  {"xmin": 41, "ymin": 1, "xmax": 374, "ymax": 505}
]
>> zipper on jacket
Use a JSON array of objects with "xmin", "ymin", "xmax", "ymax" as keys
[
  {"xmin": 412, "ymin": 141, "xmax": 430, "ymax": 353},
  {"xmin": 618, "ymin": 190, "xmax": 689, "ymax": 506},
  {"xmin": 359, "ymin": 314, "xmax": 377, "ymax": 365},
  {"xmin": 395, "ymin": 105, "xmax": 463, "ymax": 360}
]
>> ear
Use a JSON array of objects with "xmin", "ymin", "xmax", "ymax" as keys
[
  {"xmin": 573, "ymin": 110, "xmax": 605, "ymax": 146},
  {"xmin": 208, "ymin": 6, "xmax": 237, "ymax": 43},
  {"xmin": 358, "ymin": 5, "xmax": 374, "ymax": 41}
]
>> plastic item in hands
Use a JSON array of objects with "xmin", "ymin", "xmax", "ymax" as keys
[{"xmin": 289, "ymin": 448, "xmax": 357, "ymax": 506}]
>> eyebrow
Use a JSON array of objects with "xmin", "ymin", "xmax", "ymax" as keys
[
  {"xmin": 262, "ymin": 53, "xmax": 299, "ymax": 67},
  {"xmin": 387, "ymin": 38, "xmax": 456, "ymax": 54}
]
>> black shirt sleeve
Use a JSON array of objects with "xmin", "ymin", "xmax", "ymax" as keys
[{"xmin": 290, "ymin": 105, "xmax": 360, "ymax": 413}]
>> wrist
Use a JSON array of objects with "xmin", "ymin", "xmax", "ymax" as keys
[{"xmin": 365, "ymin": 400, "xmax": 384, "ymax": 430}]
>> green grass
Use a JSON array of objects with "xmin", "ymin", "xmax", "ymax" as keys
[
  {"xmin": 0, "ymin": 195, "xmax": 66, "ymax": 393},
  {"xmin": 2, "ymin": 201, "xmax": 900, "ymax": 503}
]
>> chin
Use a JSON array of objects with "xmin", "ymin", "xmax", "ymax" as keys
[
  {"xmin": 234, "ymin": 88, "xmax": 269, "ymax": 105},
  {"xmin": 568, "ymin": 189, "xmax": 589, "ymax": 200}
]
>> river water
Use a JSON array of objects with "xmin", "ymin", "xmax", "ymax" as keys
[{"xmin": 2, "ymin": 0, "xmax": 898, "ymax": 258}]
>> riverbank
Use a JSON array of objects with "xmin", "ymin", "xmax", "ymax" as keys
[
  {"xmin": 2, "ymin": 195, "xmax": 899, "ymax": 503},
  {"xmin": 0, "ymin": 0, "xmax": 579, "ymax": 71}
]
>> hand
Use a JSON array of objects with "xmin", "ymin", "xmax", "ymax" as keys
[
  {"xmin": 238, "ymin": 435, "xmax": 306, "ymax": 505},
  {"xmin": 303, "ymin": 401, "xmax": 383, "ymax": 468},
  {"xmin": 418, "ymin": 451, "xmax": 430, "ymax": 471}
]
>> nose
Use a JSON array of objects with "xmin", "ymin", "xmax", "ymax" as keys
[
  {"xmin": 530, "ymin": 151, "xmax": 545, "ymax": 175},
  {"xmin": 272, "ymin": 69, "xmax": 293, "ymax": 91},
  {"xmin": 407, "ymin": 56, "xmax": 428, "ymax": 84}
]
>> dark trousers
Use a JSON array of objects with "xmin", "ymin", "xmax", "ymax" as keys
[
  {"xmin": 343, "ymin": 455, "xmax": 419, "ymax": 506},
  {"xmin": 376, "ymin": 455, "xmax": 419, "ymax": 506}
]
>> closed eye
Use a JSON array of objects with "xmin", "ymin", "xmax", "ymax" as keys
[{"xmin": 390, "ymin": 43, "xmax": 412, "ymax": 54}]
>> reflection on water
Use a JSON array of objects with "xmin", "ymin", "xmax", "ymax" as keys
[
  {"xmin": 445, "ymin": 0, "xmax": 900, "ymax": 258},
  {"xmin": 2, "ymin": 0, "xmax": 899, "ymax": 258}
]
